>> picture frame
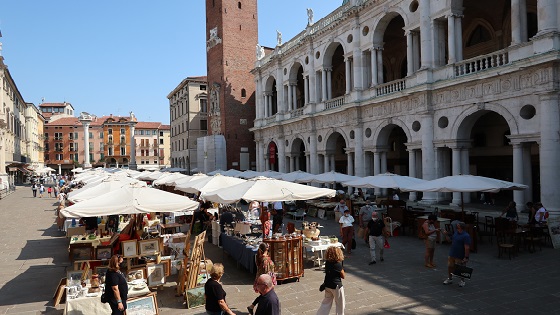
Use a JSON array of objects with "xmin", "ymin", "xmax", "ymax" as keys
[
  {"xmin": 67, "ymin": 270, "xmax": 91, "ymax": 286},
  {"xmin": 185, "ymin": 286, "xmax": 206, "ymax": 309},
  {"xmin": 94, "ymin": 266, "xmax": 109, "ymax": 278},
  {"xmin": 126, "ymin": 292, "xmax": 159, "ymax": 315},
  {"xmin": 122, "ymin": 239, "xmax": 138, "ymax": 257},
  {"xmin": 146, "ymin": 263, "xmax": 165, "ymax": 287},
  {"xmin": 69, "ymin": 244, "xmax": 93, "ymax": 262},
  {"xmin": 127, "ymin": 267, "xmax": 147, "ymax": 282},
  {"xmin": 96, "ymin": 246, "xmax": 113, "ymax": 260},
  {"xmin": 139, "ymin": 239, "xmax": 159, "ymax": 256},
  {"xmin": 160, "ymin": 259, "xmax": 171, "ymax": 277}
]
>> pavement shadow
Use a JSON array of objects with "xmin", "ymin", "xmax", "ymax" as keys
[
  {"xmin": 0, "ymin": 265, "xmax": 67, "ymax": 307},
  {"xmin": 16, "ymin": 236, "xmax": 70, "ymax": 266}
]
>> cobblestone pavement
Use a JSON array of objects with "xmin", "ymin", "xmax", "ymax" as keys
[{"xmin": 1, "ymin": 185, "xmax": 559, "ymax": 315}]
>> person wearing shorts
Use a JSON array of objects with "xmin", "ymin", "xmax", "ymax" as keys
[
  {"xmin": 442, "ymin": 221, "xmax": 471, "ymax": 287},
  {"xmin": 422, "ymin": 214, "xmax": 440, "ymax": 268}
]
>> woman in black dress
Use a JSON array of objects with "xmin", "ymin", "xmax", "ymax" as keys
[
  {"xmin": 105, "ymin": 254, "xmax": 128, "ymax": 315},
  {"xmin": 204, "ymin": 263, "xmax": 235, "ymax": 315}
]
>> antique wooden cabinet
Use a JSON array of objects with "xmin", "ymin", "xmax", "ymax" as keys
[{"xmin": 264, "ymin": 236, "xmax": 304, "ymax": 282}]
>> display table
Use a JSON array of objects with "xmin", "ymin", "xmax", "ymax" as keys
[
  {"xmin": 69, "ymin": 235, "xmax": 112, "ymax": 248},
  {"xmin": 304, "ymin": 242, "xmax": 344, "ymax": 268},
  {"xmin": 220, "ymin": 234, "xmax": 257, "ymax": 273},
  {"xmin": 264, "ymin": 236, "xmax": 304, "ymax": 281},
  {"xmin": 160, "ymin": 223, "xmax": 182, "ymax": 235},
  {"xmin": 65, "ymin": 284, "xmax": 151, "ymax": 315}
]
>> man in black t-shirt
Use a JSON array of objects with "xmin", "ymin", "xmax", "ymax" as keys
[
  {"xmin": 366, "ymin": 212, "xmax": 386, "ymax": 265},
  {"xmin": 255, "ymin": 274, "xmax": 280, "ymax": 315}
]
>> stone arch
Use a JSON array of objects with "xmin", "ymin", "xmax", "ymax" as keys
[
  {"xmin": 372, "ymin": 10, "xmax": 409, "ymax": 45},
  {"xmin": 289, "ymin": 136, "xmax": 307, "ymax": 153},
  {"xmin": 264, "ymin": 75, "xmax": 277, "ymax": 91},
  {"xmin": 323, "ymin": 128, "xmax": 350, "ymax": 151},
  {"xmin": 266, "ymin": 139, "xmax": 280, "ymax": 171},
  {"xmin": 464, "ymin": 18, "xmax": 496, "ymax": 46},
  {"xmin": 289, "ymin": 136, "xmax": 307, "ymax": 172},
  {"xmin": 451, "ymin": 103, "xmax": 519, "ymax": 140},
  {"xmin": 288, "ymin": 61, "xmax": 304, "ymax": 80},
  {"xmin": 372, "ymin": 118, "xmax": 412, "ymax": 146},
  {"xmin": 321, "ymin": 40, "xmax": 347, "ymax": 67}
]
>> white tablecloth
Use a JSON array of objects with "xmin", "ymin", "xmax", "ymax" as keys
[
  {"xmin": 65, "ymin": 285, "xmax": 150, "ymax": 315},
  {"xmin": 303, "ymin": 242, "xmax": 345, "ymax": 267}
]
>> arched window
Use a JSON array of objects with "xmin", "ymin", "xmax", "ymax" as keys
[
  {"xmin": 467, "ymin": 25, "xmax": 492, "ymax": 47},
  {"xmin": 238, "ymin": 2, "xmax": 241, "ymax": 9},
  {"xmin": 241, "ymin": 88, "xmax": 247, "ymax": 98}
]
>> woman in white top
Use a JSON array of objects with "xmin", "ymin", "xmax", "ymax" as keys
[{"xmin": 339, "ymin": 209, "xmax": 355, "ymax": 255}]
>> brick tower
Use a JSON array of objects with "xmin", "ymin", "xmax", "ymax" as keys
[{"xmin": 204, "ymin": 0, "xmax": 257, "ymax": 171}]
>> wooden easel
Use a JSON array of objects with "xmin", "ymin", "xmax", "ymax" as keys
[{"xmin": 178, "ymin": 230, "xmax": 207, "ymax": 299}]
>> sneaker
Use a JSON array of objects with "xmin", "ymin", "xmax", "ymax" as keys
[
  {"xmin": 443, "ymin": 278, "xmax": 453, "ymax": 285},
  {"xmin": 369, "ymin": 261, "xmax": 376, "ymax": 265},
  {"xmin": 425, "ymin": 263, "xmax": 433, "ymax": 268},
  {"xmin": 459, "ymin": 280, "xmax": 466, "ymax": 287}
]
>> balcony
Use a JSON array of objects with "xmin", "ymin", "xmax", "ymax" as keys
[{"xmin": 454, "ymin": 49, "xmax": 510, "ymax": 77}]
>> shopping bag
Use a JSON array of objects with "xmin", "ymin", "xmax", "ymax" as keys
[
  {"xmin": 452, "ymin": 264, "xmax": 473, "ymax": 279},
  {"xmin": 383, "ymin": 238, "xmax": 390, "ymax": 248}
]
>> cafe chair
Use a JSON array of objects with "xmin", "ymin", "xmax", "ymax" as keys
[
  {"xmin": 525, "ymin": 227, "xmax": 543, "ymax": 253},
  {"xmin": 496, "ymin": 231, "xmax": 515, "ymax": 259},
  {"xmin": 288, "ymin": 209, "xmax": 306, "ymax": 221},
  {"xmin": 478, "ymin": 216, "xmax": 494, "ymax": 244}
]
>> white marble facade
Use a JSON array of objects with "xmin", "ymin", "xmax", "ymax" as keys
[{"xmin": 251, "ymin": 0, "xmax": 560, "ymax": 215}]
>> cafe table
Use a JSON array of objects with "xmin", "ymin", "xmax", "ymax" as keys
[
  {"xmin": 303, "ymin": 241, "xmax": 345, "ymax": 268},
  {"xmin": 65, "ymin": 283, "xmax": 151, "ymax": 315}
]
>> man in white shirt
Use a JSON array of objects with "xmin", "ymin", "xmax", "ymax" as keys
[{"xmin": 339, "ymin": 209, "xmax": 355, "ymax": 255}]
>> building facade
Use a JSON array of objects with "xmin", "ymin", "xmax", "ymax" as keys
[
  {"xmin": 252, "ymin": 0, "xmax": 560, "ymax": 214},
  {"xmin": 135, "ymin": 122, "xmax": 171, "ymax": 170},
  {"xmin": 203, "ymin": 0, "xmax": 257, "ymax": 172},
  {"xmin": 168, "ymin": 76, "xmax": 208, "ymax": 173}
]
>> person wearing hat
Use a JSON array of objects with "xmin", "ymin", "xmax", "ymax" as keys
[
  {"xmin": 442, "ymin": 221, "xmax": 471, "ymax": 287},
  {"xmin": 365, "ymin": 212, "xmax": 385, "ymax": 264}
]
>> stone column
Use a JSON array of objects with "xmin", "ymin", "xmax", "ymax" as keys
[
  {"xmin": 304, "ymin": 76, "xmax": 309, "ymax": 105},
  {"xmin": 255, "ymin": 78, "xmax": 261, "ymax": 119},
  {"xmin": 451, "ymin": 148, "xmax": 462, "ymax": 205},
  {"xmin": 255, "ymin": 141, "xmax": 261, "ymax": 171},
  {"xmin": 321, "ymin": 69, "xmax": 328, "ymax": 101},
  {"xmin": 277, "ymin": 138, "xmax": 286, "ymax": 173},
  {"xmin": 537, "ymin": 0, "xmax": 558, "ymax": 34},
  {"xmin": 310, "ymin": 134, "xmax": 318, "ymax": 174},
  {"xmin": 292, "ymin": 83, "xmax": 297, "ymax": 109},
  {"xmin": 330, "ymin": 155, "xmax": 335, "ymax": 172},
  {"xmin": 345, "ymin": 57, "xmax": 352, "ymax": 94},
  {"xmin": 347, "ymin": 152, "xmax": 354, "ymax": 176},
  {"xmin": 511, "ymin": 0, "xmax": 528, "ymax": 44},
  {"xmin": 419, "ymin": 0, "xmax": 433, "ymax": 68},
  {"xmin": 376, "ymin": 49, "xmax": 383, "ymax": 84},
  {"xmin": 421, "ymin": 115, "xmax": 436, "ymax": 203},
  {"xmin": 326, "ymin": 68, "xmax": 333, "ymax": 99},
  {"xmin": 512, "ymin": 143, "xmax": 525, "ymax": 211},
  {"xmin": 371, "ymin": 48, "xmax": 378, "ymax": 86},
  {"xmin": 539, "ymin": 93, "xmax": 560, "ymax": 216},
  {"xmin": 129, "ymin": 121, "xmax": 138, "ymax": 170},
  {"xmin": 447, "ymin": 15, "xmax": 456, "ymax": 64},
  {"xmin": 413, "ymin": 32, "xmax": 421, "ymax": 70},
  {"xmin": 406, "ymin": 32, "xmax": 414, "ymax": 75},
  {"xmin": 455, "ymin": 15, "xmax": 464, "ymax": 61},
  {"xmin": 522, "ymin": 144, "xmax": 533, "ymax": 203},
  {"xmin": 263, "ymin": 93, "xmax": 269, "ymax": 117},
  {"xmin": 276, "ymin": 65, "xmax": 285, "ymax": 113},
  {"xmin": 287, "ymin": 84, "xmax": 293, "ymax": 111},
  {"xmin": 408, "ymin": 149, "xmax": 417, "ymax": 201},
  {"xmin": 323, "ymin": 153, "xmax": 329, "ymax": 173},
  {"xmin": 373, "ymin": 151, "xmax": 381, "ymax": 196},
  {"xmin": 354, "ymin": 126, "xmax": 364, "ymax": 177},
  {"xmin": 306, "ymin": 154, "xmax": 311, "ymax": 173},
  {"xmin": 295, "ymin": 154, "xmax": 300, "ymax": 171},
  {"xmin": 79, "ymin": 113, "xmax": 93, "ymax": 168},
  {"xmin": 461, "ymin": 148, "xmax": 471, "ymax": 203}
]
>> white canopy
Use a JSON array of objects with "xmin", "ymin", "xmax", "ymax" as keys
[
  {"xmin": 175, "ymin": 174, "xmax": 246, "ymax": 194},
  {"xmin": 403, "ymin": 175, "xmax": 528, "ymax": 193},
  {"xmin": 278, "ymin": 170, "xmax": 313, "ymax": 182},
  {"xmin": 297, "ymin": 170, "xmax": 358, "ymax": 184},
  {"xmin": 34, "ymin": 166, "xmax": 56, "ymax": 174},
  {"xmin": 236, "ymin": 170, "xmax": 260, "ymax": 179},
  {"xmin": 153, "ymin": 173, "xmax": 187, "ymax": 186},
  {"xmin": 202, "ymin": 176, "xmax": 336, "ymax": 204},
  {"xmin": 172, "ymin": 173, "xmax": 208, "ymax": 186},
  {"xmin": 61, "ymin": 183, "xmax": 199, "ymax": 218},
  {"xmin": 161, "ymin": 167, "xmax": 187, "ymax": 172},
  {"xmin": 207, "ymin": 169, "xmax": 225, "ymax": 176},
  {"xmin": 68, "ymin": 178, "xmax": 147, "ymax": 203},
  {"xmin": 258, "ymin": 170, "xmax": 284, "ymax": 178},
  {"xmin": 343, "ymin": 173, "xmax": 426, "ymax": 190}
]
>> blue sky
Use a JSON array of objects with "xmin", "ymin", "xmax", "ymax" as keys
[{"xmin": 1, "ymin": 1, "xmax": 341, "ymax": 124}]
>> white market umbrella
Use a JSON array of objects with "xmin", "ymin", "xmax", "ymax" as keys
[
  {"xmin": 342, "ymin": 173, "xmax": 427, "ymax": 190},
  {"xmin": 403, "ymin": 174, "xmax": 528, "ymax": 213},
  {"xmin": 70, "ymin": 167, "xmax": 84, "ymax": 173},
  {"xmin": 207, "ymin": 169, "xmax": 225, "ymax": 176},
  {"xmin": 297, "ymin": 170, "xmax": 358, "ymax": 184},
  {"xmin": 61, "ymin": 183, "xmax": 199, "ymax": 218},
  {"xmin": 175, "ymin": 174, "xmax": 246, "ymax": 194},
  {"xmin": 153, "ymin": 173, "xmax": 187, "ymax": 186},
  {"xmin": 172, "ymin": 173, "xmax": 208, "ymax": 186},
  {"xmin": 221, "ymin": 169, "xmax": 243, "ymax": 177},
  {"xmin": 161, "ymin": 167, "xmax": 187, "ymax": 172},
  {"xmin": 202, "ymin": 176, "xmax": 336, "ymax": 204},
  {"xmin": 237, "ymin": 170, "xmax": 260, "ymax": 179},
  {"xmin": 278, "ymin": 170, "xmax": 313, "ymax": 182},
  {"xmin": 259, "ymin": 170, "xmax": 284, "ymax": 178},
  {"xmin": 68, "ymin": 178, "xmax": 147, "ymax": 203}
]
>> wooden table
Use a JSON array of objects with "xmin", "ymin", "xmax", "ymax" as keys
[{"xmin": 160, "ymin": 223, "xmax": 182, "ymax": 235}]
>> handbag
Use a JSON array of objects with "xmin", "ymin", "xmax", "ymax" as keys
[
  {"xmin": 100, "ymin": 291, "xmax": 108, "ymax": 304},
  {"xmin": 383, "ymin": 238, "xmax": 390, "ymax": 248},
  {"xmin": 452, "ymin": 264, "xmax": 473, "ymax": 279},
  {"xmin": 319, "ymin": 283, "xmax": 325, "ymax": 292}
]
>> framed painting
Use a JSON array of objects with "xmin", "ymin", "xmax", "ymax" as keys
[
  {"xmin": 96, "ymin": 246, "xmax": 112, "ymax": 260},
  {"xmin": 126, "ymin": 292, "xmax": 159, "ymax": 315},
  {"xmin": 139, "ymin": 239, "xmax": 159, "ymax": 256},
  {"xmin": 94, "ymin": 266, "xmax": 109, "ymax": 278},
  {"xmin": 122, "ymin": 239, "xmax": 138, "ymax": 257},
  {"xmin": 186, "ymin": 286, "xmax": 206, "ymax": 309},
  {"xmin": 69, "ymin": 244, "xmax": 93, "ymax": 262},
  {"xmin": 67, "ymin": 270, "xmax": 91, "ymax": 286},
  {"xmin": 160, "ymin": 259, "xmax": 171, "ymax": 277},
  {"xmin": 127, "ymin": 268, "xmax": 146, "ymax": 282},
  {"xmin": 146, "ymin": 263, "xmax": 165, "ymax": 287}
]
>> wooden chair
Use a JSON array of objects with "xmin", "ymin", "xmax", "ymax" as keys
[
  {"xmin": 525, "ymin": 226, "xmax": 543, "ymax": 253},
  {"xmin": 496, "ymin": 232, "xmax": 515, "ymax": 259},
  {"xmin": 478, "ymin": 216, "xmax": 494, "ymax": 244}
]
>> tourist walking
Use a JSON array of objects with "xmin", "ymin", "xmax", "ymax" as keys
[
  {"xmin": 47, "ymin": 186, "xmax": 52, "ymax": 198},
  {"xmin": 39, "ymin": 184, "xmax": 45, "ymax": 198},
  {"xmin": 339, "ymin": 209, "xmax": 354, "ymax": 255},
  {"xmin": 31, "ymin": 183, "xmax": 38, "ymax": 197},
  {"xmin": 358, "ymin": 200, "xmax": 374, "ymax": 244},
  {"xmin": 422, "ymin": 214, "xmax": 440, "ymax": 268},
  {"xmin": 366, "ymin": 212, "xmax": 385, "ymax": 264},
  {"xmin": 105, "ymin": 254, "xmax": 128, "ymax": 315},
  {"xmin": 247, "ymin": 243, "xmax": 276, "ymax": 314},
  {"xmin": 443, "ymin": 221, "xmax": 471, "ymax": 287},
  {"xmin": 253, "ymin": 274, "xmax": 280, "ymax": 315},
  {"xmin": 316, "ymin": 246, "xmax": 346, "ymax": 315},
  {"xmin": 204, "ymin": 263, "xmax": 235, "ymax": 315}
]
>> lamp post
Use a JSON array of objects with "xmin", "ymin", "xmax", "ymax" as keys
[
  {"xmin": 78, "ymin": 112, "xmax": 93, "ymax": 169},
  {"xmin": 128, "ymin": 113, "xmax": 138, "ymax": 170}
]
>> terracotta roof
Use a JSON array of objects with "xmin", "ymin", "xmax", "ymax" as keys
[
  {"xmin": 45, "ymin": 117, "xmax": 80, "ymax": 126},
  {"xmin": 187, "ymin": 76, "xmax": 207, "ymax": 81},
  {"xmin": 136, "ymin": 122, "xmax": 162, "ymax": 129},
  {"xmin": 160, "ymin": 125, "xmax": 170, "ymax": 130},
  {"xmin": 39, "ymin": 102, "xmax": 73, "ymax": 108}
]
